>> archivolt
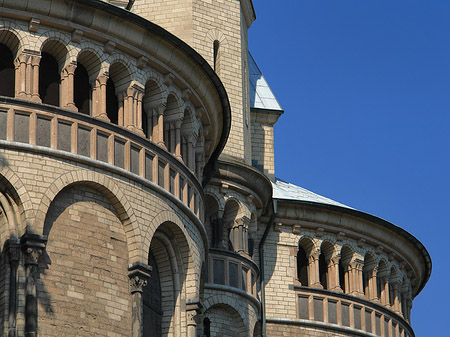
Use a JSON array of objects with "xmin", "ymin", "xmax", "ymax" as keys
[{"xmin": 34, "ymin": 170, "xmax": 140, "ymax": 260}]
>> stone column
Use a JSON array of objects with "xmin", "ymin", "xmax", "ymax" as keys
[
  {"xmin": 93, "ymin": 75, "xmax": 109, "ymax": 121},
  {"xmin": 21, "ymin": 233, "xmax": 47, "ymax": 337},
  {"xmin": 128, "ymin": 262, "xmax": 152, "ymax": 337},
  {"xmin": 124, "ymin": 84, "xmax": 145, "ymax": 134},
  {"xmin": 154, "ymin": 104, "xmax": 166, "ymax": 148},
  {"xmin": 174, "ymin": 120, "xmax": 182, "ymax": 159},
  {"xmin": 187, "ymin": 135, "xmax": 195, "ymax": 171},
  {"xmin": 380, "ymin": 276, "xmax": 389, "ymax": 306},
  {"xmin": 369, "ymin": 267, "xmax": 378, "ymax": 301},
  {"xmin": 31, "ymin": 55, "xmax": 41, "ymax": 103},
  {"xmin": 329, "ymin": 256, "xmax": 342, "ymax": 292},
  {"xmin": 6, "ymin": 238, "xmax": 20, "ymax": 337},
  {"xmin": 61, "ymin": 63, "xmax": 77, "ymax": 111},
  {"xmin": 216, "ymin": 211, "xmax": 225, "ymax": 249},
  {"xmin": 186, "ymin": 302, "xmax": 202, "ymax": 337},
  {"xmin": 349, "ymin": 259, "xmax": 364, "ymax": 296},
  {"xmin": 169, "ymin": 122, "xmax": 176, "ymax": 153},
  {"xmin": 308, "ymin": 251, "xmax": 322, "ymax": 288},
  {"xmin": 392, "ymin": 282, "xmax": 402, "ymax": 314}
]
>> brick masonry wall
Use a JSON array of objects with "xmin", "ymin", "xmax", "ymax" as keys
[
  {"xmin": 251, "ymin": 120, "xmax": 275, "ymax": 178},
  {"xmin": 38, "ymin": 185, "xmax": 130, "ymax": 337},
  {"xmin": 267, "ymin": 322, "xmax": 361, "ymax": 337},
  {"xmin": 131, "ymin": 0, "xmax": 251, "ymax": 162},
  {"xmin": 0, "ymin": 148, "xmax": 205, "ymax": 336}
]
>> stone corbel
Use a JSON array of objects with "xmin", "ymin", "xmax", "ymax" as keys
[
  {"xmin": 29, "ymin": 18, "xmax": 40, "ymax": 33},
  {"xmin": 71, "ymin": 29, "xmax": 83, "ymax": 43},
  {"xmin": 137, "ymin": 56, "xmax": 148, "ymax": 70},
  {"xmin": 292, "ymin": 224, "xmax": 301, "ymax": 234},
  {"xmin": 164, "ymin": 73, "xmax": 175, "ymax": 86},
  {"xmin": 104, "ymin": 41, "xmax": 116, "ymax": 54}
]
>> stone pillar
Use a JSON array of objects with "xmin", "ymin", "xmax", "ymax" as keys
[
  {"xmin": 174, "ymin": 120, "xmax": 182, "ymax": 159},
  {"xmin": 187, "ymin": 135, "xmax": 195, "ymax": 171},
  {"xmin": 93, "ymin": 75, "xmax": 109, "ymax": 121},
  {"xmin": 124, "ymin": 84, "xmax": 145, "ymax": 135},
  {"xmin": 186, "ymin": 302, "xmax": 202, "ymax": 337},
  {"xmin": 349, "ymin": 259, "xmax": 364, "ymax": 297},
  {"xmin": 6, "ymin": 238, "xmax": 20, "ymax": 337},
  {"xmin": 128, "ymin": 262, "xmax": 152, "ymax": 337},
  {"xmin": 154, "ymin": 104, "xmax": 166, "ymax": 148},
  {"xmin": 392, "ymin": 282, "xmax": 402, "ymax": 314},
  {"xmin": 169, "ymin": 122, "xmax": 176, "ymax": 153},
  {"xmin": 380, "ymin": 276, "xmax": 389, "ymax": 306},
  {"xmin": 329, "ymin": 256, "xmax": 342, "ymax": 292},
  {"xmin": 369, "ymin": 267, "xmax": 378, "ymax": 301},
  {"xmin": 308, "ymin": 251, "xmax": 322, "ymax": 289},
  {"xmin": 15, "ymin": 52, "xmax": 41, "ymax": 101},
  {"xmin": 61, "ymin": 63, "xmax": 77, "ymax": 110},
  {"xmin": 216, "ymin": 211, "xmax": 225, "ymax": 249},
  {"xmin": 21, "ymin": 233, "xmax": 47, "ymax": 337},
  {"xmin": 31, "ymin": 55, "xmax": 41, "ymax": 103},
  {"xmin": 118, "ymin": 91, "xmax": 125, "ymax": 126}
]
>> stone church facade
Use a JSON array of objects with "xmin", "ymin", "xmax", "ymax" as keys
[{"xmin": 0, "ymin": 1, "xmax": 430, "ymax": 336}]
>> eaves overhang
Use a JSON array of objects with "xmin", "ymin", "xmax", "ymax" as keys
[
  {"xmin": 75, "ymin": 0, "xmax": 231, "ymax": 187},
  {"xmin": 274, "ymin": 197, "xmax": 432, "ymax": 298}
]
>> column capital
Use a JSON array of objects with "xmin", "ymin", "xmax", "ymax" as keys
[
  {"xmin": 153, "ymin": 103, "xmax": 166, "ymax": 116},
  {"xmin": 186, "ymin": 301, "xmax": 202, "ymax": 325},
  {"xmin": 6, "ymin": 238, "xmax": 21, "ymax": 263},
  {"xmin": 128, "ymin": 262, "xmax": 152, "ymax": 294},
  {"xmin": 21, "ymin": 233, "xmax": 47, "ymax": 266}
]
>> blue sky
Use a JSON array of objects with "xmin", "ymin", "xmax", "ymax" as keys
[{"xmin": 249, "ymin": 1, "xmax": 449, "ymax": 336}]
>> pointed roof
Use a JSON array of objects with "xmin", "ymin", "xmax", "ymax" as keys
[
  {"xmin": 272, "ymin": 178, "xmax": 353, "ymax": 209},
  {"xmin": 249, "ymin": 52, "xmax": 283, "ymax": 111}
]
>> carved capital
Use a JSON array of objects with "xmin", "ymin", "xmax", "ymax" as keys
[
  {"xmin": 186, "ymin": 301, "xmax": 202, "ymax": 325},
  {"xmin": 128, "ymin": 262, "xmax": 152, "ymax": 294},
  {"xmin": 21, "ymin": 233, "xmax": 47, "ymax": 266},
  {"xmin": 6, "ymin": 238, "xmax": 21, "ymax": 263}
]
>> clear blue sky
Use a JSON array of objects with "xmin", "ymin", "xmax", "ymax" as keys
[{"xmin": 249, "ymin": 1, "xmax": 449, "ymax": 336}]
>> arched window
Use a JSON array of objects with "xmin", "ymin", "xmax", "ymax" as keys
[
  {"xmin": 213, "ymin": 40, "xmax": 220, "ymax": 72},
  {"xmin": 74, "ymin": 63, "xmax": 91, "ymax": 114},
  {"xmin": 297, "ymin": 246, "xmax": 308, "ymax": 286},
  {"xmin": 318, "ymin": 252, "xmax": 327, "ymax": 289},
  {"xmin": 39, "ymin": 52, "xmax": 60, "ymax": 106},
  {"xmin": 106, "ymin": 78, "xmax": 118, "ymax": 124},
  {"xmin": 143, "ymin": 252, "xmax": 162, "ymax": 337},
  {"xmin": 0, "ymin": 43, "xmax": 14, "ymax": 97},
  {"xmin": 339, "ymin": 246, "xmax": 353, "ymax": 293},
  {"xmin": 203, "ymin": 317, "xmax": 211, "ymax": 337}
]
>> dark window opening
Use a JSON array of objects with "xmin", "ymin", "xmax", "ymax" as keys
[
  {"xmin": 143, "ymin": 252, "xmax": 162, "ymax": 337},
  {"xmin": 203, "ymin": 317, "xmax": 211, "ymax": 337},
  {"xmin": 213, "ymin": 40, "xmax": 220, "ymax": 72},
  {"xmin": 297, "ymin": 247, "xmax": 308, "ymax": 286},
  {"xmin": 39, "ymin": 52, "xmax": 60, "ymax": 106},
  {"xmin": 106, "ymin": 78, "xmax": 118, "ymax": 124},
  {"xmin": 74, "ymin": 63, "xmax": 91, "ymax": 114},
  {"xmin": 339, "ymin": 260, "xmax": 346, "ymax": 292},
  {"xmin": 0, "ymin": 43, "xmax": 15, "ymax": 97},
  {"xmin": 319, "ymin": 253, "xmax": 328, "ymax": 289}
]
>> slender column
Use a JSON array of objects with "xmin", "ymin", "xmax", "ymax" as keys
[
  {"xmin": 94, "ymin": 75, "xmax": 109, "ymax": 121},
  {"xmin": 128, "ymin": 262, "xmax": 152, "ymax": 337},
  {"xmin": 329, "ymin": 256, "xmax": 342, "ymax": 292},
  {"xmin": 7, "ymin": 239, "xmax": 21, "ymax": 337},
  {"xmin": 174, "ymin": 120, "xmax": 182, "ymax": 159},
  {"xmin": 118, "ymin": 91, "xmax": 125, "ymax": 126},
  {"xmin": 216, "ymin": 211, "xmax": 225, "ymax": 249},
  {"xmin": 153, "ymin": 104, "xmax": 166, "ymax": 148},
  {"xmin": 21, "ymin": 233, "xmax": 47, "ymax": 337},
  {"xmin": 187, "ymin": 135, "xmax": 195, "ymax": 171},
  {"xmin": 186, "ymin": 302, "xmax": 202, "ymax": 337},
  {"xmin": 309, "ymin": 251, "xmax": 322, "ymax": 288},
  {"xmin": 14, "ymin": 55, "xmax": 25, "ymax": 98},
  {"xmin": 30, "ymin": 55, "xmax": 41, "ymax": 103},
  {"xmin": 381, "ymin": 276, "xmax": 389, "ymax": 306},
  {"xmin": 393, "ymin": 282, "xmax": 401, "ymax": 314},
  {"xmin": 136, "ymin": 90, "xmax": 144, "ymax": 136},
  {"xmin": 369, "ymin": 267, "xmax": 378, "ymax": 301},
  {"xmin": 349, "ymin": 259, "xmax": 364, "ymax": 296},
  {"xmin": 61, "ymin": 63, "xmax": 77, "ymax": 110},
  {"xmin": 169, "ymin": 122, "xmax": 175, "ymax": 154}
]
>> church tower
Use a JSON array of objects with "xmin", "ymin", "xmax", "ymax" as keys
[{"xmin": 131, "ymin": 0, "xmax": 256, "ymax": 164}]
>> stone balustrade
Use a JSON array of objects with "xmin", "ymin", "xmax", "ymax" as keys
[
  {"xmin": 293, "ymin": 286, "xmax": 414, "ymax": 337},
  {"xmin": 206, "ymin": 248, "xmax": 259, "ymax": 298},
  {"xmin": 0, "ymin": 97, "xmax": 203, "ymax": 219}
]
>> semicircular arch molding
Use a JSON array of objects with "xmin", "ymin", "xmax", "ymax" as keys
[
  {"xmin": 0, "ymin": 165, "xmax": 33, "ymax": 235},
  {"xmin": 34, "ymin": 170, "xmax": 140, "ymax": 260},
  {"xmin": 0, "ymin": 20, "xmax": 30, "ymax": 56},
  {"xmin": 202, "ymin": 297, "xmax": 251, "ymax": 333},
  {"xmin": 144, "ymin": 210, "xmax": 204, "ymax": 299}
]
